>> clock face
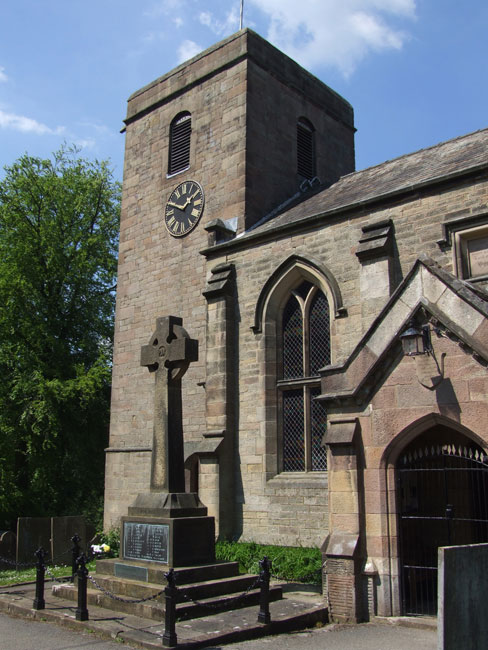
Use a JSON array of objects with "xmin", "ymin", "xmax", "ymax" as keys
[{"xmin": 164, "ymin": 180, "xmax": 204, "ymax": 237}]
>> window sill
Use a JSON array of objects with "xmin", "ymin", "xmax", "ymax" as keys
[
  {"xmin": 266, "ymin": 472, "xmax": 327, "ymax": 489},
  {"xmin": 166, "ymin": 166, "xmax": 190, "ymax": 180}
]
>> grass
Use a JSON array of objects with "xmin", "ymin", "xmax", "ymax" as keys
[
  {"xmin": 1, "ymin": 538, "xmax": 322, "ymax": 586},
  {"xmin": 0, "ymin": 560, "xmax": 96, "ymax": 587},
  {"xmin": 215, "ymin": 540, "xmax": 322, "ymax": 585}
]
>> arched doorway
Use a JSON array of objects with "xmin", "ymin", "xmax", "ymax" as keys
[{"xmin": 397, "ymin": 425, "xmax": 488, "ymax": 615}]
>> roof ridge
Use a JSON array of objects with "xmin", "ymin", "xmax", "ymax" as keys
[{"xmin": 344, "ymin": 126, "xmax": 488, "ymax": 179}]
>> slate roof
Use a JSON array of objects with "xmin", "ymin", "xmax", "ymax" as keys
[{"xmin": 241, "ymin": 127, "xmax": 488, "ymax": 240}]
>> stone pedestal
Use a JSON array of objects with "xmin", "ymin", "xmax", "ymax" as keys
[
  {"xmin": 121, "ymin": 515, "xmax": 215, "ymax": 567},
  {"xmin": 122, "ymin": 490, "xmax": 215, "ymax": 567}
]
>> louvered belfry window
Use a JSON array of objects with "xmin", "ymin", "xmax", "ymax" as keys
[
  {"xmin": 168, "ymin": 112, "xmax": 191, "ymax": 175},
  {"xmin": 297, "ymin": 117, "xmax": 315, "ymax": 180},
  {"xmin": 279, "ymin": 281, "xmax": 329, "ymax": 472}
]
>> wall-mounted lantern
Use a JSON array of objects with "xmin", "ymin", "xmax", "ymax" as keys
[{"xmin": 400, "ymin": 322, "xmax": 432, "ymax": 357}]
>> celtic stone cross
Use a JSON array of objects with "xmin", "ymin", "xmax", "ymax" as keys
[{"xmin": 140, "ymin": 316, "xmax": 198, "ymax": 493}]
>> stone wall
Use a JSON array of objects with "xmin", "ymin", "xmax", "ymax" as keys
[
  {"xmin": 201, "ymin": 176, "xmax": 488, "ymax": 549},
  {"xmin": 245, "ymin": 50, "xmax": 355, "ymax": 227},
  {"xmin": 104, "ymin": 29, "xmax": 355, "ymax": 530},
  {"xmin": 105, "ymin": 42, "xmax": 249, "ymax": 527},
  {"xmin": 106, "ymin": 25, "xmax": 488, "ymax": 624}
]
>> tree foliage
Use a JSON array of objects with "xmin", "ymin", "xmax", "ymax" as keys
[{"xmin": 0, "ymin": 147, "xmax": 120, "ymax": 529}]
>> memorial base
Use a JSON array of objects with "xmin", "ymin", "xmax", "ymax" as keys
[
  {"xmin": 128, "ymin": 492, "xmax": 208, "ymax": 519},
  {"xmin": 121, "ymin": 515, "xmax": 215, "ymax": 567}
]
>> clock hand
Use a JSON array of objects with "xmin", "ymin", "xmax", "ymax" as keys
[{"xmin": 167, "ymin": 200, "xmax": 188, "ymax": 210}]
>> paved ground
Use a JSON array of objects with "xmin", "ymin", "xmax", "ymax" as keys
[
  {"xmin": 0, "ymin": 610, "xmax": 437, "ymax": 650},
  {"xmin": 0, "ymin": 610, "xmax": 125, "ymax": 649},
  {"xmin": 0, "ymin": 578, "xmax": 437, "ymax": 650},
  {"xmin": 213, "ymin": 621, "xmax": 437, "ymax": 650}
]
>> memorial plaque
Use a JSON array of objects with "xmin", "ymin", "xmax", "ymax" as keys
[
  {"xmin": 123, "ymin": 522, "xmax": 169, "ymax": 563},
  {"xmin": 114, "ymin": 563, "xmax": 148, "ymax": 582}
]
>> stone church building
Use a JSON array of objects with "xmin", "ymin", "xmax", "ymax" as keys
[{"xmin": 104, "ymin": 29, "xmax": 488, "ymax": 621}]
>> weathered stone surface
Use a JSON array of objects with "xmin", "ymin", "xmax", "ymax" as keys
[
  {"xmin": 439, "ymin": 544, "xmax": 488, "ymax": 650},
  {"xmin": 16, "ymin": 518, "xmax": 51, "ymax": 565},
  {"xmin": 16, "ymin": 517, "xmax": 88, "ymax": 564},
  {"xmin": 139, "ymin": 315, "xmax": 198, "ymax": 495},
  {"xmin": 106, "ymin": 21, "xmax": 488, "ymax": 625},
  {"xmin": 51, "ymin": 517, "xmax": 87, "ymax": 561},
  {"xmin": 324, "ymin": 531, "xmax": 359, "ymax": 557},
  {"xmin": 325, "ymin": 418, "xmax": 360, "ymax": 445}
]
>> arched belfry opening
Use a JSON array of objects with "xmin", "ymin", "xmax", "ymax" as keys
[{"xmin": 396, "ymin": 424, "xmax": 488, "ymax": 616}]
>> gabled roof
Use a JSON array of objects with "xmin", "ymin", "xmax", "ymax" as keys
[
  {"xmin": 202, "ymin": 127, "xmax": 488, "ymax": 257},
  {"xmin": 250, "ymin": 127, "xmax": 488, "ymax": 236},
  {"xmin": 318, "ymin": 255, "xmax": 488, "ymax": 404}
]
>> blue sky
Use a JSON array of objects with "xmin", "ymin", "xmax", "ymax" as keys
[{"xmin": 1, "ymin": 1, "xmax": 487, "ymax": 181}]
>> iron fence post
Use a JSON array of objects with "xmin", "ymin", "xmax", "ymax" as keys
[
  {"xmin": 71, "ymin": 533, "xmax": 81, "ymax": 583},
  {"xmin": 257, "ymin": 556, "xmax": 271, "ymax": 624},
  {"xmin": 163, "ymin": 568, "xmax": 178, "ymax": 647},
  {"xmin": 33, "ymin": 547, "xmax": 47, "ymax": 610},
  {"xmin": 75, "ymin": 553, "xmax": 89, "ymax": 621}
]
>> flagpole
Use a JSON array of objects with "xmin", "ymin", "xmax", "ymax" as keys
[{"xmin": 240, "ymin": 0, "xmax": 244, "ymax": 29}]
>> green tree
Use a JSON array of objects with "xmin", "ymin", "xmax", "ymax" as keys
[{"xmin": 0, "ymin": 147, "xmax": 120, "ymax": 530}]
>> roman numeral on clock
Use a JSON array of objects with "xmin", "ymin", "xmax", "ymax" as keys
[{"xmin": 165, "ymin": 180, "xmax": 204, "ymax": 237}]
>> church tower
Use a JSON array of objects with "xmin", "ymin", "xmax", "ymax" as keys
[
  {"xmin": 104, "ymin": 29, "xmax": 355, "ymax": 533},
  {"xmin": 102, "ymin": 24, "xmax": 488, "ymax": 627}
]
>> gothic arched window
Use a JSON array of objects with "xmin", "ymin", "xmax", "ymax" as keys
[
  {"xmin": 279, "ymin": 280, "xmax": 329, "ymax": 472},
  {"xmin": 168, "ymin": 111, "xmax": 191, "ymax": 175}
]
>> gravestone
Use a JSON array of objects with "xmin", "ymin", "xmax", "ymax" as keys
[
  {"xmin": 120, "ymin": 316, "xmax": 215, "ymax": 567},
  {"xmin": 17, "ymin": 516, "xmax": 89, "ymax": 565},
  {"xmin": 16, "ymin": 517, "xmax": 51, "ymax": 565},
  {"xmin": 51, "ymin": 516, "xmax": 88, "ymax": 561},
  {"xmin": 0, "ymin": 531, "xmax": 16, "ymax": 562}
]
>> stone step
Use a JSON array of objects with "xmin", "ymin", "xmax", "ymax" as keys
[
  {"xmin": 178, "ymin": 573, "xmax": 262, "ymax": 601},
  {"xmin": 52, "ymin": 580, "xmax": 283, "ymax": 622},
  {"xmin": 84, "ymin": 572, "xmax": 261, "ymax": 601},
  {"xmin": 176, "ymin": 584, "xmax": 283, "ymax": 621},
  {"xmin": 52, "ymin": 582, "xmax": 163, "ymax": 621},
  {"xmin": 95, "ymin": 558, "xmax": 240, "ymax": 584}
]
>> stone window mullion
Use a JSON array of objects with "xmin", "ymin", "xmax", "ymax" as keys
[
  {"xmin": 279, "ymin": 280, "xmax": 329, "ymax": 473},
  {"xmin": 304, "ymin": 385, "xmax": 312, "ymax": 471}
]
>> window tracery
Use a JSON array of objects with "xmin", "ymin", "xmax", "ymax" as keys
[{"xmin": 278, "ymin": 280, "xmax": 329, "ymax": 472}]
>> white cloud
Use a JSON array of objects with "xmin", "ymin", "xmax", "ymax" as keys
[
  {"xmin": 199, "ymin": 11, "xmax": 212, "ymax": 28},
  {"xmin": 177, "ymin": 39, "xmax": 203, "ymax": 64},
  {"xmin": 247, "ymin": 0, "xmax": 417, "ymax": 76},
  {"xmin": 0, "ymin": 109, "xmax": 65, "ymax": 136},
  {"xmin": 0, "ymin": 66, "xmax": 7, "ymax": 83},
  {"xmin": 72, "ymin": 137, "xmax": 96, "ymax": 150},
  {"xmin": 198, "ymin": 7, "xmax": 240, "ymax": 36}
]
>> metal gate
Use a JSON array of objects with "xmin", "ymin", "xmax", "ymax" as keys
[{"xmin": 397, "ymin": 431, "xmax": 488, "ymax": 615}]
